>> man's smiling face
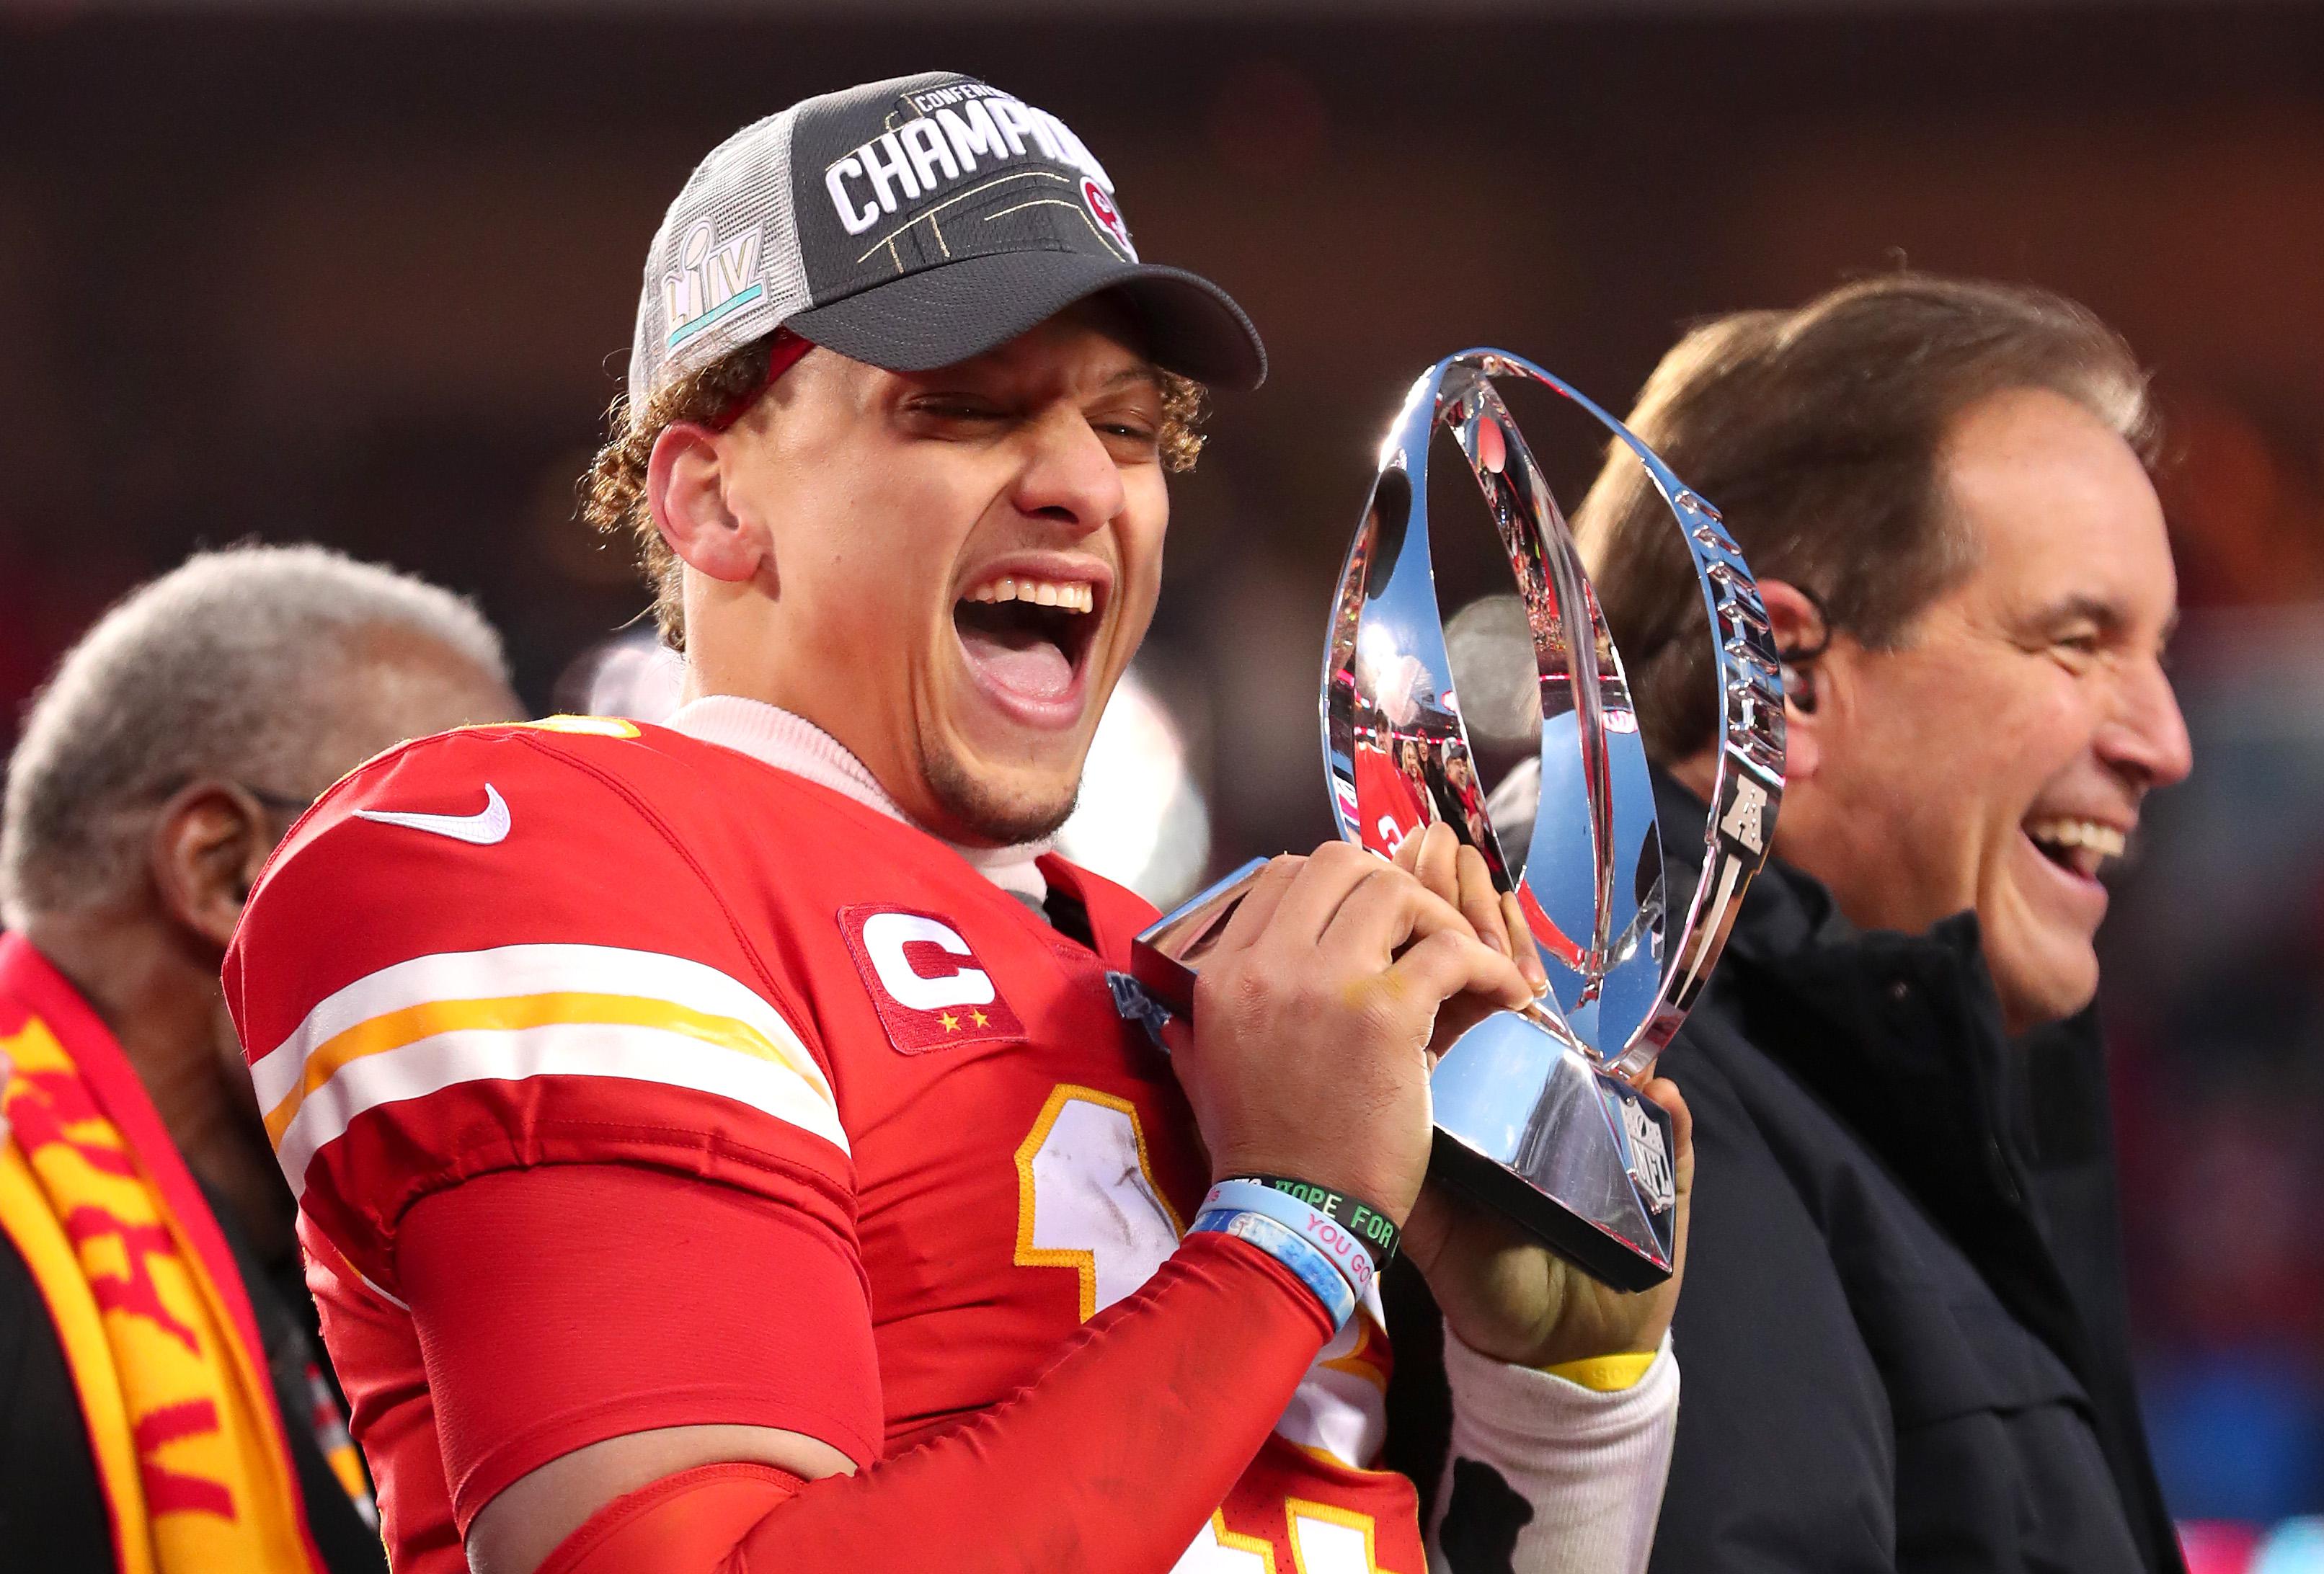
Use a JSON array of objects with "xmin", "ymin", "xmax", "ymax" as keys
[
  {"xmin": 678, "ymin": 299, "xmax": 1171, "ymax": 847},
  {"xmin": 1783, "ymin": 386, "xmax": 2193, "ymax": 1032}
]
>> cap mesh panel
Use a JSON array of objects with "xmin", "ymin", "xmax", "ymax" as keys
[{"xmin": 626, "ymin": 104, "xmax": 811, "ymax": 412}]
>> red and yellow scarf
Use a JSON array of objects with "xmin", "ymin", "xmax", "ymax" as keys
[{"xmin": 0, "ymin": 933, "xmax": 333, "ymax": 1574}]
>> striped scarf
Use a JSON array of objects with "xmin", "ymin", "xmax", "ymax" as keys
[{"xmin": 0, "ymin": 933, "xmax": 334, "ymax": 1574}]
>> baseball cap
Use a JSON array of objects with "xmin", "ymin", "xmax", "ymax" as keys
[{"xmin": 628, "ymin": 71, "xmax": 1267, "ymax": 414}]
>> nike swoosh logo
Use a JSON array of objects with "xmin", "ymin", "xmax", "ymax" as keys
[{"xmin": 352, "ymin": 783, "xmax": 510, "ymax": 846}]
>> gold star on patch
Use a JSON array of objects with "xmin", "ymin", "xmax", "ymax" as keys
[
  {"xmin": 970, "ymin": 1009, "xmax": 990, "ymax": 1028},
  {"xmin": 938, "ymin": 1012, "xmax": 960, "ymax": 1032}
]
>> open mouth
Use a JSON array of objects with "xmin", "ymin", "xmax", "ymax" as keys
[
  {"xmin": 2023, "ymin": 816, "xmax": 2128, "ymax": 883},
  {"xmin": 952, "ymin": 573, "xmax": 1104, "ymax": 720}
]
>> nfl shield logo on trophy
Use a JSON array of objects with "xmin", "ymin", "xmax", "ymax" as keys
[{"xmin": 1621, "ymin": 1095, "xmax": 1675, "ymax": 1214}]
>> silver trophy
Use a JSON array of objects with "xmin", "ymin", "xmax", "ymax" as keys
[{"xmin": 1133, "ymin": 350, "xmax": 1784, "ymax": 1291}]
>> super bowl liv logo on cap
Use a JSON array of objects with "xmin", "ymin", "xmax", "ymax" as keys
[{"xmin": 663, "ymin": 220, "xmax": 766, "ymax": 350}]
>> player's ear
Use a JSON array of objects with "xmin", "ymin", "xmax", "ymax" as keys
[{"xmin": 649, "ymin": 422, "xmax": 767, "ymax": 585}]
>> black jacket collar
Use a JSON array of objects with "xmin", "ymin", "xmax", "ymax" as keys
[
  {"xmin": 1657, "ymin": 770, "xmax": 2082, "ymax": 1211},
  {"xmin": 1659, "ymin": 774, "xmax": 2032, "ymax": 1211},
  {"xmin": 1652, "ymin": 771, "xmax": 2181, "ymax": 1573}
]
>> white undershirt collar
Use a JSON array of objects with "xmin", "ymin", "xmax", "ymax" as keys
[{"xmin": 663, "ymin": 694, "xmax": 1052, "ymax": 907}]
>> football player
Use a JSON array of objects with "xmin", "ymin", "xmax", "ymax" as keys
[{"xmin": 226, "ymin": 73, "xmax": 1693, "ymax": 1574}]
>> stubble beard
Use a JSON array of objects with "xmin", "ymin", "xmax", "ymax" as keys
[{"xmin": 925, "ymin": 746, "xmax": 1082, "ymax": 848}]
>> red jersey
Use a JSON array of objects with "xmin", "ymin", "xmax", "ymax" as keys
[
  {"xmin": 225, "ymin": 714, "xmax": 1419, "ymax": 1574},
  {"xmin": 1349, "ymin": 733, "xmax": 1435, "ymax": 860}
]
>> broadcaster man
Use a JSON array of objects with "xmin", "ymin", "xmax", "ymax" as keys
[{"xmin": 1485, "ymin": 274, "xmax": 2191, "ymax": 1574}]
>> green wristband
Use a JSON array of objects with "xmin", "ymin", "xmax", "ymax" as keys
[{"xmin": 1220, "ymin": 1175, "xmax": 1399, "ymax": 1272}]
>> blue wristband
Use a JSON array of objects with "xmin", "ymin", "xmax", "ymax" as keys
[
  {"xmin": 1200, "ymin": 1179, "xmax": 1378, "ymax": 1302},
  {"xmin": 1190, "ymin": 1208, "xmax": 1357, "ymax": 1333}
]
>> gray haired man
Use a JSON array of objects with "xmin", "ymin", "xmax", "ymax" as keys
[{"xmin": 0, "ymin": 544, "xmax": 518, "ymax": 1573}]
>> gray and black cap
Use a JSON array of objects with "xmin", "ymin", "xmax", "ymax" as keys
[{"xmin": 627, "ymin": 71, "xmax": 1267, "ymax": 414}]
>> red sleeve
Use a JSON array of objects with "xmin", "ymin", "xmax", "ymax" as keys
[
  {"xmin": 226, "ymin": 722, "xmax": 882, "ymax": 1523},
  {"xmin": 399, "ymin": 1164, "xmax": 882, "ymax": 1526},
  {"xmin": 224, "ymin": 723, "xmax": 855, "ymax": 1298},
  {"xmin": 531, "ymin": 1230, "xmax": 1334, "ymax": 1574}
]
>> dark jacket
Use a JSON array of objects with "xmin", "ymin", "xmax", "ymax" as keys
[{"xmin": 1642, "ymin": 775, "xmax": 2184, "ymax": 1573}]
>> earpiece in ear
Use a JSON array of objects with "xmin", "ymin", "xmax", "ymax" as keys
[{"xmin": 1779, "ymin": 657, "xmax": 1818, "ymax": 715}]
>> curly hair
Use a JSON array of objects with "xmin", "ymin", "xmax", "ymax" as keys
[{"xmin": 582, "ymin": 335, "xmax": 1210, "ymax": 651}]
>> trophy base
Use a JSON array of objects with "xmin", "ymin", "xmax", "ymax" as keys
[
  {"xmin": 1128, "ymin": 863, "xmax": 1678, "ymax": 1293},
  {"xmin": 1426, "ymin": 1012, "xmax": 1677, "ymax": 1294}
]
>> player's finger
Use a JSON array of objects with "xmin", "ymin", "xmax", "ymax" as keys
[
  {"xmin": 1398, "ymin": 822, "xmax": 1460, "ymax": 913},
  {"xmin": 1207, "ymin": 853, "xmax": 1308, "ymax": 956},
  {"xmin": 1391, "ymin": 823, "xmax": 1425, "ymax": 876},
  {"xmin": 1267, "ymin": 840, "xmax": 1400, "ymax": 945},
  {"xmin": 1319, "ymin": 858, "xmax": 1483, "ymax": 966},
  {"xmin": 1499, "ymin": 889, "xmax": 1548, "ymax": 991},
  {"xmin": 1452, "ymin": 842, "xmax": 1511, "ymax": 959},
  {"xmin": 1383, "ymin": 927, "xmax": 1534, "ymax": 1015}
]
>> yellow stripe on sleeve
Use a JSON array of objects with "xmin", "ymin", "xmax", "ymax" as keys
[{"xmin": 264, "ymin": 990, "xmax": 830, "ymax": 1144}]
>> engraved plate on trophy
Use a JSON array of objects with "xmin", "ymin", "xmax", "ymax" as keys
[{"xmin": 1135, "ymin": 350, "xmax": 1785, "ymax": 1291}]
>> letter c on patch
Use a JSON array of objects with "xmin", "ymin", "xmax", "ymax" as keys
[{"xmin": 861, "ymin": 912, "xmax": 995, "ymax": 1010}]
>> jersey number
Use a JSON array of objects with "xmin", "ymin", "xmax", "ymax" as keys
[
  {"xmin": 1013, "ymin": 1085, "xmax": 1181, "ymax": 1322},
  {"xmin": 1171, "ymin": 1503, "xmax": 1393, "ymax": 1574},
  {"xmin": 1014, "ymin": 1088, "xmax": 1392, "ymax": 1573}
]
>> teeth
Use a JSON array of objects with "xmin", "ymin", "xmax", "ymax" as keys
[
  {"xmin": 2026, "ymin": 818, "xmax": 2127, "ymax": 860},
  {"xmin": 963, "ymin": 577, "xmax": 1094, "ymax": 613}
]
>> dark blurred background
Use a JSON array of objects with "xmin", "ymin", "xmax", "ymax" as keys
[{"xmin": 4, "ymin": 0, "xmax": 2323, "ymax": 1556}]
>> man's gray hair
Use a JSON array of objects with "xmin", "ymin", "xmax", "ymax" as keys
[{"xmin": 1, "ymin": 543, "xmax": 509, "ymax": 927}]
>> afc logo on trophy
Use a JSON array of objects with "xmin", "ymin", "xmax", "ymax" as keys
[{"xmin": 1719, "ymin": 775, "xmax": 1771, "ymax": 855}]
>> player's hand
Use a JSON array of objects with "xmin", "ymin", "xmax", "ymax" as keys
[
  {"xmin": 1171, "ymin": 841, "xmax": 1533, "ymax": 1228},
  {"xmin": 1403, "ymin": 1077, "xmax": 1692, "ymax": 1368},
  {"xmin": 1391, "ymin": 824, "xmax": 1547, "ymax": 1054},
  {"xmin": 1391, "ymin": 822, "xmax": 1695, "ymax": 1368}
]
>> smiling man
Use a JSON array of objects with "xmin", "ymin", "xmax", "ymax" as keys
[
  {"xmin": 224, "ymin": 74, "xmax": 1695, "ymax": 1574},
  {"xmin": 1543, "ymin": 274, "xmax": 2193, "ymax": 1573}
]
